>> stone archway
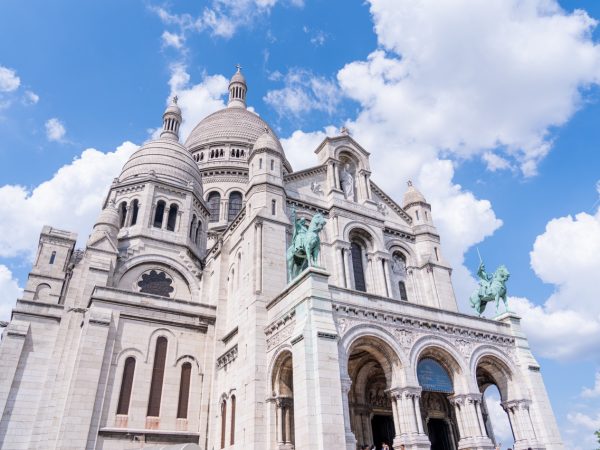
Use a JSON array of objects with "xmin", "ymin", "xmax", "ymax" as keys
[
  {"xmin": 416, "ymin": 352, "xmax": 462, "ymax": 450},
  {"xmin": 346, "ymin": 335, "xmax": 400, "ymax": 450},
  {"xmin": 270, "ymin": 351, "xmax": 295, "ymax": 450}
]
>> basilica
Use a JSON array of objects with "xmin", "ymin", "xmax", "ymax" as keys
[{"xmin": 0, "ymin": 68, "xmax": 563, "ymax": 450}]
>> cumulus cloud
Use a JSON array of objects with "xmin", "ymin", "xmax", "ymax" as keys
[
  {"xmin": 45, "ymin": 118, "xmax": 66, "ymax": 142},
  {"xmin": 0, "ymin": 66, "xmax": 20, "ymax": 92},
  {"xmin": 161, "ymin": 31, "xmax": 185, "ymax": 50},
  {"xmin": 0, "ymin": 141, "xmax": 138, "ymax": 259},
  {"xmin": 264, "ymin": 68, "xmax": 340, "ymax": 117},
  {"xmin": 508, "ymin": 205, "xmax": 600, "ymax": 361},
  {"xmin": 166, "ymin": 64, "xmax": 228, "ymax": 140},
  {"xmin": 23, "ymin": 90, "xmax": 39, "ymax": 105},
  {"xmin": 338, "ymin": 0, "xmax": 600, "ymax": 177},
  {"xmin": 582, "ymin": 371, "xmax": 600, "ymax": 398},
  {"xmin": 484, "ymin": 387, "xmax": 514, "ymax": 447},
  {"xmin": 0, "ymin": 265, "xmax": 22, "ymax": 322},
  {"xmin": 280, "ymin": 127, "xmax": 337, "ymax": 169}
]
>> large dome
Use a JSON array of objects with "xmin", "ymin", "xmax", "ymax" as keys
[
  {"xmin": 184, "ymin": 107, "xmax": 281, "ymax": 150},
  {"xmin": 120, "ymin": 138, "xmax": 203, "ymax": 193}
]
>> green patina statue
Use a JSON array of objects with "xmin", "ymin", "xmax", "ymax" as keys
[
  {"xmin": 286, "ymin": 207, "xmax": 327, "ymax": 281},
  {"xmin": 469, "ymin": 261, "xmax": 511, "ymax": 316}
]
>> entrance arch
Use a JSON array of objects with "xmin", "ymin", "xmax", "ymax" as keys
[
  {"xmin": 415, "ymin": 347, "xmax": 463, "ymax": 450},
  {"xmin": 270, "ymin": 350, "xmax": 295, "ymax": 450},
  {"xmin": 346, "ymin": 334, "xmax": 402, "ymax": 450}
]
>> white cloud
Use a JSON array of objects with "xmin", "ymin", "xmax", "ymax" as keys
[
  {"xmin": 166, "ymin": 64, "xmax": 228, "ymax": 141},
  {"xmin": 151, "ymin": 1, "xmax": 303, "ymax": 41},
  {"xmin": 0, "ymin": 265, "xmax": 22, "ymax": 322},
  {"xmin": 264, "ymin": 68, "xmax": 340, "ymax": 117},
  {"xmin": 582, "ymin": 371, "xmax": 600, "ymax": 398},
  {"xmin": 0, "ymin": 141, "xmax": 138, "ymax": 259},
  {"xmin": 0, "ymin": 66, "xmax": 20, "ymax": 92},
  {"xmin": 506, "ymin": 205, "xmax": 600, "ymax": 361},
  {"xmin": 280, "ymin": 127, "xmax": 337, "ymax": 169},
  {"xmin": 567, "ymin": 411, "xmax": 600, "ymax": 431},
  {"xmin": 161, "ymin": 31, "xmax": 185, "ymax": 50},
  {"xmin": 45, "ymin": 118, "xmax": 66, "ymax": 142},
  {"xmin": 23, "ymin": 90, "xmax": 39, "ymax": 105},
  {"xmin": 337, "ymin": 0, "xmax": 600, "ymax": 177},
  {"xmin": 484, "ymin": 387, "xmax": 514, "ymax": 447}
]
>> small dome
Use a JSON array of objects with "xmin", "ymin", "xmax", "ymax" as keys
[
  {"xmin": 164, "ymin": 101, "xmax": 181, "ymax": 116},
  {"xmin": 403, "ymin": 181, "xmax": 427, "ymax": 207},
  {"xmin": 95, "ymin": 202, "xmax": 120, "ymax": 229},
  {"xmin": 230, "ymin": 69, "xmax": 246, "ymax": 84},
  {"xmin": 120, "ymin": 138, "xmax": 203, "ymax": 194},
  {"xmin": 252, "ymin": 129, "xmax": 283, "ymax": 154}
]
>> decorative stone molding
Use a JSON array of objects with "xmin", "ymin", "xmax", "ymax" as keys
[
  {"xmin": 217, "ymin": 344, "xmax": 238, "ymax": 369},
  {"xmin": 284, "ymin": 165, "xmax": 327, "ymax": 183},
  {"xmin": 317, "ymin": 331, "xmax": 338, "ymax": 340},
  {"xmin": 266, "ymin": 322, "xmax": 295, "ymax": 351}
]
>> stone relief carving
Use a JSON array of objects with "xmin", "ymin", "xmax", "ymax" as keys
[
  {"xmin": 266, "ymin": 322, "xmax": 295, "ymax": 351},
  {"xmin": 377, "ymin": 201, "xmax": 388, "ymax": 216},
  {"xmin": 310, "ymin": 181, "xmax": 324, "ymax": 195},
  {"xmin": 217, "ymin": 344, "xmax": 238, "ymax": 369},
  {"xmin": 392, "ymin": 328, "xmax": 414, "ymax": 351},
  {"xmin": 454, "ymin": 339, "xmax": 473, "ymax": 359}
]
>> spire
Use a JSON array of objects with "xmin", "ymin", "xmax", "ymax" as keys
[
  {"xmin": 160, "ymin": 96, "xmax": 182, "ymax": 141},
  {"xmin": 228, "ymin": 64, "xmax": 247, "ymax": 109}
]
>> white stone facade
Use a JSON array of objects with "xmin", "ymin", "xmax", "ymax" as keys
[{"xmin": 0, "ymin": 69, "xmax": 563, "ymax": 450}]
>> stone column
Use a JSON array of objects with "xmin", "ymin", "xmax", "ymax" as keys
[
  {"xmin": 340, "ymin": 377, "xmax": 356, "ymax": 441},
  {"xmin": 388, "ymin": 387, "xmax": 430, "ymax": 450},
  {"xmin": 124, "ymin": 204, "xmax": 132, "ymax": 226},
  {"xmin": 338, "ymin": 247, "xmax": 348, "ymax": 288},
  {"xmin": 383, "ymin": 258, "xmax": 393, "ymax": 299},
  {"xmin": 161, "ymin": 205, "xmax": 169, "ymax": 229},
  {"xmin": 345, "ymin": 248, "xmax": 353, "ymax": 289},
  {"xmin": 254, "ymin": 220, "xmax": 263, "ymax": 294},
  {"xmin": 176, "ymin": 210, "xmax": 184, "ymax": 232},
  {"xmin": 502, "ymin": 399, "xmax": 542, "ymax": 450},
  {"xmin": 276, "ymin": 399, "xmax": 284, "ymax": 445},
  {"xmin": 450, "ymin": 394, "xmax": 495, "ymax": 449}
]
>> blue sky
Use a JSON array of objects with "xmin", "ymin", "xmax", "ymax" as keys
[{"xmin": 1, "ymin": 0, "xmax": 600, "ymax": 447}]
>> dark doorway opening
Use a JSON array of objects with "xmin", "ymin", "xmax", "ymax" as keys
[
  {"xmin": 371, "ymin": 414, "xmax": 394, "ymax": 450},
  {"xmin": 428, "ymin": 418, "xmax": 453, "ymax": 450}
]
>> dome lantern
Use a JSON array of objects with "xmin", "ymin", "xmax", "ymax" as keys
[
  {"xmin": 228, "ymin": 64, "xmax": 247, "ymax": 109},
  {"xmin": 160, "ymin": 96, "xmax": 182, "ymax": 141}
]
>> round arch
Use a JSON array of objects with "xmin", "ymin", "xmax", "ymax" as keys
[
  {"xmin": 410, "ymin": 336, "xmax": 470, "ymax": 393},
  {"xmin": 343, "ymin": 222, "xmax": 383, "ymax": 252},
  {"xmin": 470, "ymin": 345, "xmax": 521, "ymax": 401}
]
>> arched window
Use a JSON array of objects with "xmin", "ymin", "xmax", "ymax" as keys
[
  {"xmin": 350, "ymin": 241, "xmax": 366, "ymax": 292},
  {"xmin": 119, "ymin": 202, "xmax": 127, "ymax": 228},
  {"xmin": 117, "ymin": 357, "xmax": 136, "ymax": 415},
  {"xmin": 398, "ymin": 281, "xmax": 408, "ymax": 301},
  {"xmin": 131, "ymin": 200, "xmax": 139, "ymax": 226},
  {"xmin": 415, "ymin": 210, "xmax": 420, "ymax": 221},
  {"xmin": 434, "ymin": 247, "xmax": 439, "ymax": 261},
  {"xmin": 49, "ymin": 251, "xmax": 56, "ymax": 265},
  {"xmin": 230, "ymin": 395, "xmax": 236, "ymax": 445},
  {"xmin": 189, "ymin": 215, "xmax": 197, "ymax": 239},
  {"xmin": 166, "ymin": 204, "xmax": 178, "ymax": 231},
  {"xmin": 270, "ymin": 159, "xmax": 274, "ymax": 170},
  {"xmin": 153, "ymin": 201, "xmax": 166, "ymax": 228},
  {"xmin": 271, "ymin": 199, "xmax": 276, "ymax": 216},
  {"xmin": 208, "ymin": 192, "xmax": 221, "ymax": 223},
  {"xmin": 177, "ymin": 362, "xmax": 192, "ymax": 419},
  {"xmin": 195, "ymin": 221, "xmax": 202, "ymax": 244},
  {"xmin": 220, "ymin": 399, "xmax": 227, "ymax": 449},
  {"xmin": 147, "ymin": 337, "xmax": 168, "ymax": 417},
  {"xmin": 228, "ymin": 192, "xmax": 243, "ymax": 221}
]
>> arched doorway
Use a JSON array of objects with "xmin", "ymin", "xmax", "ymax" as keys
[
  {"xmin": 417, "ymin": 357, "xmax": 460, "ymax": 450},
  {"xmin": 270, "ymin": 351, "xmax": 295, "ymax": 450},
  {"xmin": 475, "ymin": 355, "xmax": 516, "ymax": 447},
  {"xmin": 347, "ymin": 335, "xmax": 400, "ymax": 450}
]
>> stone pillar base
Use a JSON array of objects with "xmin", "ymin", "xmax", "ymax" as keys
[
  {"xmin": 514, "ymin": 440, "xmax": 544, "ymax": 450},
  {"xmin": 393, "ymin": 433, "xmax": 431, "ymax": 450},
  {"xmin": 345, "ymin": 432, "xmax": 357, "ymax": 450},
  {"xmin": 457, "ymin": 436, "xmax": 495, "ymax": 450}
]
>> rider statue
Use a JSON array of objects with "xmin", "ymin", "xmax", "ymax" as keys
[
  {"xmin": 469, "ymin": 259, "xmax": 511, "ymax": 317},
  {"xmin": 287, "ymin": 206, "xmax": 327, "ymax": 281}
]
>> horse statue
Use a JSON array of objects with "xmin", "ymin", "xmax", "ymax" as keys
[
  {"xmin": 469, "ymin": 262, "xmax": 510, "ymax": 316},
  {"xmin": 286, "ymin": 207, "xmax": 327, "ymax": 281}
]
